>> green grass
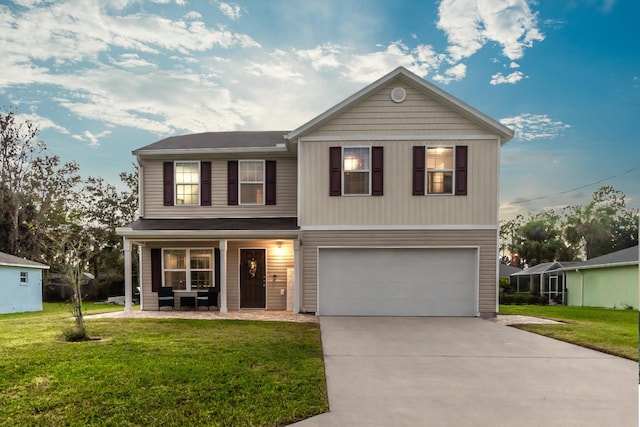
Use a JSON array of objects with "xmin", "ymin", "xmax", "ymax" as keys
[
  {"xmin": 499, "ymin": 305, "xmax": 638, "ymax": 361},
  {"xmin": 0, "ymin": 303, "xmax": 328, "ymax": 426}
]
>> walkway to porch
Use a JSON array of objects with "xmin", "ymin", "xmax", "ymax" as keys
[{"xmin": 86, "ymin": 309, "xmax": 318, "ymax": 323}]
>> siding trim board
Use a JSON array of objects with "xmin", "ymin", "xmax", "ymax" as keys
[
  {"xmin": 300, "ymin": 225, "xmax": 498, "ymax": 231},
  {"xmin": 300, "ymin": 134, "xmax": 500, "ymax": 142}
]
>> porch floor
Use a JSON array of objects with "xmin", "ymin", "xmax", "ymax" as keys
[{"xmin": 86, "ymin": 308, "xmax": 318, "ymax": 323}]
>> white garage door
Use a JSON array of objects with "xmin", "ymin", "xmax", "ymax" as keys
[{"xmin": 318, "ymin": 248, "xmax": 477, "ymax": 316}]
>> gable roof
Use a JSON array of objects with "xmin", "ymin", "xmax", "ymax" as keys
[
  {"xmin": 511, "ymin": 261, "xmax": 581, "ymax": 276},
  {"xmin": 558, "ymin": 246, "xmax": 639, "ymax": 272},
  {"xmin": 133, "ymin": 131, "xmax": 289, "ymax": 156},
  {"xmin": 499, "ymin": 264, "xmax": 522, "ymax": 278},
  {"xmin": 0, "ymin": 251, "xmax": 49, "ymax": 269},
  {"xmin": 286, "ymin": 66, "xmax": 514, "ymax": 143}
]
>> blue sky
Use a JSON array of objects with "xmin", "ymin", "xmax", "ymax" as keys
[{"xmin": 1, "ymin": 0, "xmax": 638, "ymax": 220}]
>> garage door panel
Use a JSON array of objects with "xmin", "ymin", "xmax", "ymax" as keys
[{"xmin": 318, "ymin": 248, "xmax": 477, "ymax": 316}]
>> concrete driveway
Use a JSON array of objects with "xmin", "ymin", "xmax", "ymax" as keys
[{"xmin": 293, "ymin": 317, "xmax": 638, "ymax": 427}]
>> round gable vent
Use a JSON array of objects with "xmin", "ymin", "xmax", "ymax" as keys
[{"xmin": 390, "ymin": 87, "xmax": 406, "ymax": 103}]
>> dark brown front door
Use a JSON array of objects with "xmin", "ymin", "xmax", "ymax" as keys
[{"xmin": 240, "ymin": 249, "xmax": 266, "ymax": 308}]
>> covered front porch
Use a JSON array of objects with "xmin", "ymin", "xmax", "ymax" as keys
[{"xmin": 116, "ymin": 217, "xmax": 301, "ymax": 314}]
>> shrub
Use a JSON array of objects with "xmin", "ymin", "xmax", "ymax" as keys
[
  {"xmin": 61, "ymin": 327, "xmax": 89, "ymax": 342},
  {"xmin": 500, "ymin": 292, "xmax": 546, "ymax": 305}
]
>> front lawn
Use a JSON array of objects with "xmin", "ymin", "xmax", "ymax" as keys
[
  {"xmin": 0, "ymin": 303, "xmax": 328, "ymax": 426},
  {"xmin": 499, "ymin": 305, "xmax": 638, "ymax": 361}
]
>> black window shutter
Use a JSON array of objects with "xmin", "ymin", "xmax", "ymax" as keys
[
  {"xmin": 455, "ymin": 146, "xmax": 468, "ymax": 196},
  {"xmin": 412, "ymin": 146, "xmax": 425, "ymax": 196},
  {"xmin": 329, "ymin": 147, "xmax": 342, "ymax": 196},
  {"xmin": 265, "ymin": 160, "xmax": 276, "ymax": 205},
  {"xmin": 371, "ymin": 146, "xmax": 383, "ymax": 196},
  {"xmin": 227, "ymin": 160, "xmax": 238, "ymax": 205},
  {"xmin": 214, "ymin": 248, "xmax": 221, "ymax": 288},
  {"xmin": 201, "ymin": 161, "xmax": 211, "ymax": 206},
  {"xmin": 163, "ymin": 162, "xmax": 174, "ymax": 206},
  {"xmin": 151, "ymin": 248, "xmax": 162, "ymax": 292}
]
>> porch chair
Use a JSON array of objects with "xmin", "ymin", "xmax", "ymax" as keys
[
  {"xmin": 158, "ymin": 286, "xmax": 175, "ymax": 310},
  {"xmin": 197, "ymin": 287, "xmax": 219, "ymax": 310}
]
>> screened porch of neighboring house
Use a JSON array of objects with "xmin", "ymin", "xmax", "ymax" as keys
[{"xmin": 510, "ymin": 261, "xmax": 581, "ymax": 305}]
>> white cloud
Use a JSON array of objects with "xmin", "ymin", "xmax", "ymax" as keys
[
  {"xmin": 73, "ymin": 130, "xmax": 112, "ymax": 148},
  {"xmin": 500, "ymin": 113, "xmax": 571, "ymax": 141},
  {"xmin": 341, "ymin": 41, "xmax": 440, "ymax": 84},
  {"xmin": 183, "ymin": 11, "xmax": 203, "ymax": 20},
  {"xmin": 434, "ymin": 63, "xmax": 467, "ymax": 84},
  {"xmin": 109, "ymin": 53, "xmax": 157, "ymax": 68},
  {"xmin": 217, "ymin": 1, "xmax": 242, "ymax": 20},
  {"xmin": 0, "ymin": 1, "xmax": 259, "ymax": 73},
  {"xmin": 437, "ymin": 0, "xmax": 544, "ymax": 62},
  {"xmin": 294, "ymin": 44, "xmax": 344, "ymax": 71},
  {"xmin": 490, "ymin": 71, "xmax": 525, "ymax": 85},
  {"xmin": 510, "ymin": 62, "xmax": 520, "ymax": 68},
  {"xmin": 15, "ymin": 113, "xmax": 69, "ymax": 135}
]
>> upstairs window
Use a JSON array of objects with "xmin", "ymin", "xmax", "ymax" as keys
[
  {"xmin": 329, "ymin": 146, "xmax": 383, "ymax": 196},
  {"xmin": 426, "ymin": 147, "xmax": 453, "ymax": 194},
  {"xmin": 175, "ymin": 161, "xmax": 199, "ymax": 205},
  {"xmin": 343, "ymin": 147, "xmax": 370, "ymax": 195},
  {"xmin": 20, "ymin": 271, "xmax": 28, "ymax": 285},
  {"xmin": 413, "ymin": 145, "xmax": 467, "ymax": 196},
  {"xmin": 239, "ymin": 160, "xmax": 264, "ymax": 204},
  {"xmin": 163, "ymin": 161, "xmax": 211, "ymax": 206},
  {"xmin": 227, "ymin": 160, "xmax": 276, "ymax": 206}
]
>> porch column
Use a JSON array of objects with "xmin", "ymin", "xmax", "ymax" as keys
[
  {"xmin": 123, "ymin": 237, "xmax": 133, "ymax": 313},
  {"xmin": 138, "ymin": 245, "xmax": 143, "ymax": 310},
  {"xmin": 219, "ymin": 239, "xmax": 228, "ymax": 313},
  {"xmin": 293, "ymin": 239, "xmax": 300, "ymax": 313}
]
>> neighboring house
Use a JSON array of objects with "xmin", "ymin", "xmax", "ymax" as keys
[
  {"xmin": 499, "ymin": 264, "xmax": 521, "ymax": 287},
  {"xmin": 560, "ymin": 246, "xmax": 639, "ymax": 309},
  {"xmin": 510, "ymin": 261, "xmax": 581, "ymax": 304},
  {"xmin": 116, "ymin": 67, "xmax": 514, "ymax": 317},
  {"xmin": 0, "ymin": 251, "xmax": 50, "ymax": 314}
]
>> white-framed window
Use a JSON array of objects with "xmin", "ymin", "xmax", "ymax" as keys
[
  {"xmin": 426, "ymin": 147, "xmax": 454, "ymax": 194},
  {"xmin": 20, "ymin": 271, "xmax": 28, "ymax": 285},
  {"xmin": 239, "ymin": 160, "xmax": 264, "ymax": 205},
  {"xmin": 343, "ymin": 147, "xmax": 371, "ymax": 195},
  {"xmin": 175, "ymin": 161, "xmax": 200, "ymax": 205},
  {"xmin": 163, "ymin": 249, "xmax": 213, "ymax": 291}
]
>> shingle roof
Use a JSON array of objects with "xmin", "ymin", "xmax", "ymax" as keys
[
  {"xmin": 133, "ymin": 131, "xmax": 289, "ymax": 153},
  {"xmin": 499, "ymin": 264, "xmax": 522, "ymax": 278},
  {"xmin": 567, "ymin": 245, "xmax": 639, "ymax": 270},
  {"xmin": 511, "ymin": 261, "xmax": 581, "ymax": 276},
  {"xmin": 0, "ymin": 251, "xmax": 49, "ymax": 269}
]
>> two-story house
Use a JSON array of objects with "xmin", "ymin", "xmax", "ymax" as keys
[{"xmin": 116, "ymin": 66, "xmax": 514, "ymax": 317}]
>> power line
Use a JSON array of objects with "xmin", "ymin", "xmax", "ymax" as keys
[{"xmin": 510, "ymin": 166, "xmax": 639, "ymax": 205}]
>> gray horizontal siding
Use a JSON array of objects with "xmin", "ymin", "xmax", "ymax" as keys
[
  {"xmin": 142, "ymin": 157, "xmax": 297, "ymax": 218},
  {"xmin": 306, "ymin": 82, "xmax": 493, "ymax": 138}
]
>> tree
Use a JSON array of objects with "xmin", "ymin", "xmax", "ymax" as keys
[
  {"xmin": 45, "ymin": 222, "xmax": 100, "ymax": 341},
  {"xmin": 81, "ymin": 168, "xmax": 138, "ymax": 293},
  {"xmin": 0, "ymin": 108, "xmax": 45, "ymax": 256},
  {"xmin": 562, "ymin": 185, "xmax": 638, "ymax": 259},
  {"xmin": 513, "ymin": 213, "xmax": 569, "ymax": 267}
]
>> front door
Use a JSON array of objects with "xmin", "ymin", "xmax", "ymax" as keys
[{"xmin": 240, "ymin": 249, "xmax": 266, "ymax": 308}]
